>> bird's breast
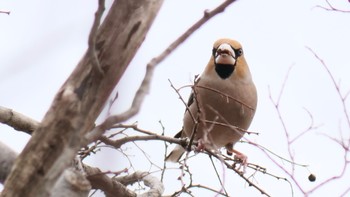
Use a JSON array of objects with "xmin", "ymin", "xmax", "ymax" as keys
[{"xmin": 182, "ymin": 75, "xmax": 257, "ymax": 147}]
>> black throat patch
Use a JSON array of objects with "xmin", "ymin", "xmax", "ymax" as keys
[{"xmin": 215, "ymin": 64, "xmax": 235, "ymax": 79}]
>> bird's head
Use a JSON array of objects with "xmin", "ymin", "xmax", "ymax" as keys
[{"xmin": 207, "ymin": 38, "xmax": 249, "ymax": 80}]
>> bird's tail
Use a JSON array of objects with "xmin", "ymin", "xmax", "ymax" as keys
[{"xmin": 165, "ymin": 145, "xmax": 185, "ymax": 162}]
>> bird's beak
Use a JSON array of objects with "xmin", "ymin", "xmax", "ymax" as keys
[{"xmin": 214, "ymin": 43, "xmax": 236, "ymax": 65}]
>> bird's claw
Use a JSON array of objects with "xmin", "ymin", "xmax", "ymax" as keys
[
  {"xmin": 194, "ymin": 139, "xmax": 205, "ymax": 152},
  {"xmin": 233, "ymin": 153, "xmax": 247, "ymax": 174}
]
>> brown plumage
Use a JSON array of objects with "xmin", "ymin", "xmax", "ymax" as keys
[{"xmin": 165, "ymin": 38, "xmax": 257, "ymax": 167}]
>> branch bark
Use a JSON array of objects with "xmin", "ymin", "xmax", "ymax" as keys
[
  {"xmin": 85, "ymin": 166, "xmax": 164, "ymax": 197},
  {"xmin": 0, "ymin": 141, "xmax": 159, "ymax": 197},
  {"xmin": 1, "ymin": 0, "xmax": 163, "ymax": 196},
  {"xmin": 0, "ymin": 106, "xmax": 39, "ymax": 135}
]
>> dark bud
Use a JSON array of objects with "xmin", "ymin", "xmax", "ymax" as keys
[{"xmin": 308, "ymin": 174, "xmax": 316, "ymax": 182}]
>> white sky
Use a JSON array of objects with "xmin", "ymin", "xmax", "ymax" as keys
[{"xmin": 1, "ymin": 0, "xmax": 350, "ymax": 196}]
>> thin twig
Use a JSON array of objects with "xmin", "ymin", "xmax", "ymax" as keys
[
  {"xmin": 289, "ymin": 108, "xmax": 321, "ymax": 144},
  {"xmin": 268, "ymin": 65, "xmax": 297, "ymax": 174},
  {"xmin": 187, "ymin": 76, "xmax": 202, "ymax": 151},
  {"xmin": 100, "ymin": 134, "xmax": 189, "ymax": 149},
  {"xmin": 175, "ymin": 83, "xmax": 256, "ymax": 111},
  {"xmin": 313, "ymin": 0, "xmax": 350, "ymax": 13},
  {"xmin": 205, "ymin": 149, "xmax": 272, "ymax": 197},
  {"xmin": 242, "ymin": 141, "xmax": 308, "ymax": 168},
  {"xmin": 0, "ymin": 10, "xmax": 10, "ymax": 15},
  {"xmin": 159, "ymin": 120, "xmax": 167, "ymax": 182},
  {"xmin": 168, "ymin": 79, "xmax": 196, "ymax": 123},
  {"xmin": 306, "ymin": 46, "xmax": 350, "ymax": 128},
  {"xmin": 188, "ymin": 184, "xmax": 229, "ymax": 196},
  {"xmin": 209, "ymin": 156, "xmax": 229, "ymax": 196}
]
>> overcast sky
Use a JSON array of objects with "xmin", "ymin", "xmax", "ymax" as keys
[{"xmin": 1, "ymin": 0, "xmax": 350, "ymax": 196}]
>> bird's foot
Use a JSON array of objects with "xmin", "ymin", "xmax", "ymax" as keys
[
  {"xmin": 194, "ymin": 139, "xmax": 205, "ymax": 152},
  {"xmin": 233, "ymin": 153, "xmax": 248, "ymax": 174}
]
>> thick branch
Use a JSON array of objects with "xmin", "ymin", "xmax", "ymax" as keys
[
  {"xmin": 1, "ymin": 1, "xmax": 164, "ymax": 196},
  {"xmin": 87, "ymin": 0, "xmax": 105, "ymax": 74},
  {"xmin": 85, "ymin": 165, "xmax": 164, "ymax": 197},
  {"xmin": 114, "ymin": 171, "xmax": 164, "ymax": 197},
  {"xmin": 51, "ymin": 169, "xmax": 91, "ymax": 197},
  {"xmin": 84, "ymin": 165, "xmax": 136, "ymax": 197},
  {"xmin": 0, "ymin": 141, "xmax": 142, "ymax": 197}
]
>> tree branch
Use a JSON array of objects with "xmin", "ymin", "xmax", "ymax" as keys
[
  {"xmin": 0, "ymin": 10, "xmax": 10, "ymax": 15},
  {"xmin": 100, "ymin": 134, "xmax": 188, "ymax": 149},
  {"xmin": 51, "ymin": 168, "xmax": 91, "ymax": 197},
  {"xmin": 84, "ymin": 165, "xmax": 136, "ymax": 197},
  {"xmin": 314, "ymin": 0, "xmax": 350, "ymax": 13},
  {"xmin": 87, "ymin": 0, "xmax": 105, "ymax": 74},
  {"xmin": 0, "ymin": 106, "xmax": 39, "ymax": 135},
  {"xmin": 115, "ymin": 171, "xmax": 164, "ymax": 197},
  {"xmin": 0, "ymin": 140, "xmax": 159, "ymax": 197},
  {"xmin": 1, "ymin": 1, "xmax": 164, "ymax": 196},
  {"xmin": 85, "ymin": 164, "xmax": 164, "ymax": 197}
]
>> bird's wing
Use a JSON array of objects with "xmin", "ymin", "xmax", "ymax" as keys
[
  {"xmin": 186, "ymin": 76, "xmax": 201, "ymax": 109},
  {"xmin": 174, "ymin": 129, "xmax": 182, "ymax": 138},
  {"xmin": 173, "ymin": 77, "xmax": 200, "ymax": 138},
  {"xmin": 186, "ymin": 91, "xmax": 194, "ymax": 108}
]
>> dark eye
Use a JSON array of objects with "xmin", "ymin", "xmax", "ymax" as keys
[{"xmin": 236, "ymin": 48, "xmax": 243, "ymax": 56}]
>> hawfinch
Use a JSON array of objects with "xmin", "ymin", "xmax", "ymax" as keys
[{"xmin": 165, "ymin": 38, "xmax": 257, "ymax": 167}]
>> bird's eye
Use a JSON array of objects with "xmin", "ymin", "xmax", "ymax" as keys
[{"xmin": 236, "ymin": 48, "xmax": 243, "ymax": 56}]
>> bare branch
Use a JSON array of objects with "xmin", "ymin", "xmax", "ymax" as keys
[
  {"xmin": 168, "ymin": 79, "xmax": 197, "ymax": 124},
  {"xmin": 87, "ymin": 0, "xmax": 105, "ymax": 74},
  {"xmin": 341, "ymin": 187, "xmax": 350, "ymax": 197},
  {"xmin": 205, "ymin": 149, "xmax": 272, "ymax": 197},
  {"xmin": 100, "ymin": 134, "xmax": 188, "ymax": 149},
  {"xmin": 51, "ymin": 169, "xmax": 91, "ymax": 197},
  {"xmin": 268, "ymin": 66, "xmax": 299, "ymax": 175},
  {"xmin": 314, "ymin": 0, "xmax": 350, "ymax": 13},
  {"xmin": 0, "ymin": 106, "xmax": 39, "ymax": 135},
  {"xmin": 86, "ymin": 166, "xmax": 164, "ymax": 197},
  {"xmin": 115, "ymin": 171, "xmax": 164, "ymax": 197},
  {"xmin": 243, "ymin": 141, "xmax": 308, "ymax": 168},
  {"xmin": 306, "ymin": 46, "xmax": 350, "ymax": 128},
  {"xmin": 0, "ymin": 10, "xmax": 10, "ymax": 15},
  {"xmin": 0, "ymin": 142, "xmax": 94, "ymax": 197},
  {"xmin": 84, "ymin": 165, "xmax": 136, "ymax": 197},
  {"xmin": 188, "ymin": 184, "xmax": 229, "ymax": 196},
  {"xmin": 1, "ymin": 1, "xmax": 164, "ymax": 196},
  {"xmin": 208, "ymin": 156, "xmax": 229, "ymax": 196},
  {"xmin": 289, "ymin": 108, "xmax": 321, "ymax": 144}
]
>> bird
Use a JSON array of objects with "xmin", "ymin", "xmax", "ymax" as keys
[{"xmin": 165, "ymin": 38, "xmax": 257, "ymax": 169}]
